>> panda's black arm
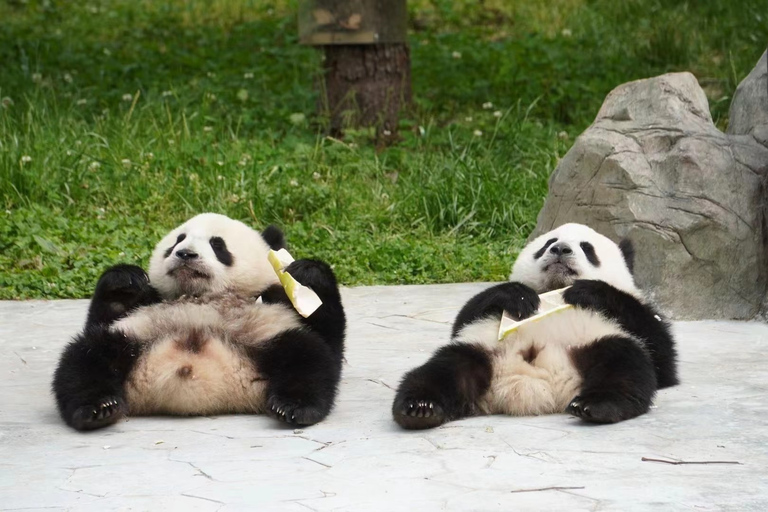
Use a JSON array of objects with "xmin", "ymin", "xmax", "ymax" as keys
[
  {"xmin": 52, "ymin": 325, "xmax": 141, "ymax": 430},
  {"xmin": 451, "ymin": 282, "xmax": 540, "ymax": 338},
  {"xmin": 563, "ymin": 280, "xmax": 678, "ymax": 388},
  {"xmin": 86, "ymin": 264, "xmax": 162, "ymax": 329},
  {"xmin": 260, "ymin": 259, "xmax": 346, "ymax": 357}
]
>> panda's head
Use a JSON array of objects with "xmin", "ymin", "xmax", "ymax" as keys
[
  {"xmin": 510, "ymin": 223, "xmax": 637, "ymax": 295},
  {"xmin": 148, "ymin": 213, "xmax": 286, "ymax": 300}
]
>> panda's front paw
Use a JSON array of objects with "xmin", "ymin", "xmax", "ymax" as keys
[
  {"xmin": 494, "ymin": 282, "xmax": 540, "ymax": 321},
  {"xmin": 67, "ymin": 396, "xmax": 127, "ymax": 431},
  {"xmin": 284, "ymin": 259, "xmax": 339, "ymax": 299},
  {"xmin": 265, "ymin": 395, "xmax": 329, "ymax": 426},
  {"xmin": 562, "ymin": 280, "xmax": 614, "ymax": 311},
  {"xmin": 566, "ymin": 391, "xmax": 647, "ymax": 424},
  {"xmin": 392, "ymin": 396, "xmax": 447, "ymax": 430}
]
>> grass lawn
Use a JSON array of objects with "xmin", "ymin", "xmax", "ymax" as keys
[{"xmin": 1, "ymin": 0, "xmax": 765, "ymax": 299}]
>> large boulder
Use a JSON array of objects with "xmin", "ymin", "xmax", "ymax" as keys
[{"xmin": 532, "ymin": 51, "xmax": 768, "ymax": 320}]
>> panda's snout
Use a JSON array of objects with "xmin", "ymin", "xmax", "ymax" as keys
[
  {"xmin": 549, "ymin": 242, "xmax": 572, "ymax": 257},
  {"xmin": 176, "ymin": 248, "xmax": 198, "ymax": 260}
]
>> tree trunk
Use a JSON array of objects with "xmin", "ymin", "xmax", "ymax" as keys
[{"xmin": 321, "ymin": 43, "xmax": 411, "ymax": 141}]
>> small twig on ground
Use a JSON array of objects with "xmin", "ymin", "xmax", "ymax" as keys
[
  {"xmin": 641, "ymin": 457, "xmax": 742, "ymax": 465},
  {"xmin": 365, "ymin": 378, "xmax": 396, "ymax": 391},
  {"xmin": 14, "ymin": 352, "xmax": 27, "ymax": 364},
  {"xmin": 509, "ymin": 486, "xmax": 585, "ymax": 494}
]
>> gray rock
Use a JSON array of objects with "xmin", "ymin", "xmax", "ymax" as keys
[{"xmin": 532, "ymin": 53, "xmax": 768, "ymax": 320}]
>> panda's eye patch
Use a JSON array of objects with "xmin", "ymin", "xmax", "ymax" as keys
[
  {"xmin": 209, "ymin": 236, "xmax": 233, "ymax": 266},
  {"xmin": 534, "ymin": 238, "xmax": 558, "ymax": 260},
  {"xmin": 164, "ymin": 233, "xmax": 187, "ymax": 258},
  {"xmin": 210, "ymin": 237, "xmax": 224, "ymax": 251},
  {"xmin": 580, "ymin": 242, "xmax": 601, "ymax": 267}
]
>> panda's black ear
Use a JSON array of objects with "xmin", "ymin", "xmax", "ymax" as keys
[
  {"xmin": 262, "ymin": 225, "xmax": 286, "ymax": 251},
  {"xmin": 619, "ymin": 238, "xmax": 635, "ymax": 275}
]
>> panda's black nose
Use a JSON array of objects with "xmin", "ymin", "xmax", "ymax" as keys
[
  {"xmin": 549, "ymin": 242, "xmax": 572, "ymax": 256},
  {"xmin": 176, "ymin": 248, "xmax": 198, "ymax": 260}
]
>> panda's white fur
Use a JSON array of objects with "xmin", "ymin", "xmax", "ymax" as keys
[
  {"xmin": 114, "ymin": 295, "xmax": 301, "ymax": 416},
  {"xmin": 148, "ymin": 212, "xmax": 278, "ymax": 299},
  {"xmin": 454, "ymin": 224, "xmax": 637, "ymax": 416}
]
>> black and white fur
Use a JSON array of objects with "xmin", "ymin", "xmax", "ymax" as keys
[
  {"xmin": 393, "ymin": 223, "xmax": 678, "ymax": 429},
  {"xmin": 52, "ymin": 213, "xmax": 345, "ymax": 431}
]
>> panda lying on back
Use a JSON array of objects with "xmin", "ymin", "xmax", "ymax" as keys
[
  {"xmin": 53, "ymin": 213, "xmax": 345, "ymax": 430},
  {"xmin": 393, "ymin": 223, "xmax": 678, "ymax": 429}
]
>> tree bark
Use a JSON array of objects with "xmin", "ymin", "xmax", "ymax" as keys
[{"xmin": 321, "ymin": 43, "xmax": 411, "ymax": 141}]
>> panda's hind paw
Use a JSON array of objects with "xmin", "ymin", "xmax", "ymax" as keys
[
  {"xmin": 265, "ymin": 396, "xmax": 329, "ymax": 426},
  {"xmin": 393, "ymin": 398, "xmax": 446, "ymax": 430},
  {"xmin": 69, "ymin": 396, "xmax": 126, "ymax": 431}
]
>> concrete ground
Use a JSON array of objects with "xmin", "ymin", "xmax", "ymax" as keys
[{"xmin": 1, "ymin": 283, "xmax": 767, "ymax": 511}]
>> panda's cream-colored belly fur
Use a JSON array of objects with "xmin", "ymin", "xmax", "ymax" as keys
[
  {"xmin": 455, "ymin": 309, "xmax": 628, "ymax": 416},
  {"xmin": 112, "ymin": 294, "xmax": 301, "ymax": 416}
]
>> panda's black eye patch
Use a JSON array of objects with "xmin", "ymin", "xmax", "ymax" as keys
[
  {"xmin": 580, "ymin": 242, "xmax": 601, "ymax": 267},
  {"xmin": 209, "ymin": 236, "xmax": 233, "ymax": 266},
  {"xmin": 534, "ymin": 238, "xmax": 558, "ymax": 260},
  {"xmin": 164, "ymin": 233, "xmax": 187, "ymax": 258}
]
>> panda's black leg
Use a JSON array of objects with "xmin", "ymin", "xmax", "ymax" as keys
[
  {"xmin": 392, "ymin": 342, "xmax": 492, "ymax": 430},
  {"xmin": 250, "ymin": 329, "xmax": 342, "ymax": 426},
  {"xmin": 567, "ymin": 335, "xmax": 657, "ymax": 424},
  {"xmin": 563, "ymin": 280, "xmax": 678, "ymax": 389},
  {"xmin": 261, "ymin": 259, "xmax": 346, "ymax": 356},
  {"xmin": 52, "ymin": 326, "xmax": 140, "ymax": 431},
  {"xmin": 451, "ymin": 282, "xmax": 540, "ymax": 338},
  {"xmin": 86, "ymin": 264, "xmax": 161, "ymax": 328}
]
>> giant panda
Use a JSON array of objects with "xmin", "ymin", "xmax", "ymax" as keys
[
  {"xmin": 392, "ymin": 223, "xmax": 678, "ymax": 429},
  {"xmin": 52, "ymin": 213, "xmax": 346, "ymax": 431}
]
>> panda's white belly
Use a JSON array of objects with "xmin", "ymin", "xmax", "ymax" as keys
[
  {"xmin": 112, "ymin": 296, "xmax": 301, "ymax": 416},
  {"xmin": 125, "ymin": 335, "xmax": 266, "ymax": 416},
  {"xmin": 455, "ymin": 308, "xmax": 628, "ymax": 416}
]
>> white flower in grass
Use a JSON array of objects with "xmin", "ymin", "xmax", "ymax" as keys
[
  {"xmin": 162, "ymin": 90, "xmax": 173, "ymax": 97},
  {"xmin": 418, "ymin": 126, "xmax": 426, "ymax": 136},
  {"xmin": 452, "ymin": 51, "xmax": 462, "ymax": 59},
  {"xmin": 482, "ymin": 102, "xmax": 493, "ymax": 110},
  {"xmin": 290, "ymin": 179, "xmax": 299, "ymax": 187},
  {"xmin": 207, "ymin": 72, "xmax": 216, "ymax": 78},
  {"xmin": 20, "ymin": 155, "xmax": 32, "ymax": 164},
  {"xmin": 217, "ymin": 175, "xmax": 224, "ymax": 181},
  {"xmin": 1, "ymin": 97, "xmax": 13, "ymax": 108},
  {"xmin": 103, "ymin": 48, "xmax": 112, "ymax": 56},
  {"xmin": 76, "ymin": 99, "xmax": 87, "ymax": 105},
  {"xmin": 31, "ymin": 73, "xmax": 42, "ymax": 83},
  {"xmin": 63, "ymin": 73, "xmax": 73, "ymax": 84},
  {"xmin": 236, "ymin": 89, "xmax": 249, "ymax": 102},
  {"xmin": 121, "ymin": 159, "xmax": 131, "ymax": 168},
  {"xmin": 244, "ymin": 72, "xmax": 254, "ymax": 79},
  {"xmin": 66, "ymin": 150, "xmax": 73, "ymax": 156},
  {"xmin": 145, "ymin": 152, "xmax": 155, "ymax": 161},
  {"xmin": 89, "ymin": 161, "xmax": 101, "ymax": 171},
  {"xmin": 289, "ymin": 113, "xmax": 306, "ymax": 125},
  {"xmin": 217, "ymin": 161, "xmax": 224, "ymax": 167},
  {"xmin": 561, "ymin": 28, "xmax": 573, "ymax": 37},
  {"xmin": 473, "ymin": 130, "xmax": 483, "ymax": 137},
  {"xmin": 122, "ymin": 93, "xmax": 133, "ymax": 102},
  {"xmin": 168, "ymin": 139, "xmax": 175, "ymax": 145},
  {"xmin": 312, "ymin": 172, "xmax": 321, "ymax": 180},
  {"xmin": 203, "ymin": 126, "xmax": 213, "ymax": 133},
  {"xmin": 465, "ymin": 116, "xmax": 473, "ymax": 122},
  {"xmin": 493, "ymin": 110, "xmax": 503, "ymax": 118},
  {"xmin": 205, "ymin": 93, "xmax": 217, "ymax": 102},
  {"xmin": 558, "ymin": 131, "xmax": 569, "ymax": 140}
]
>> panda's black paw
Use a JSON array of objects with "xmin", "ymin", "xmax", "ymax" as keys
[
  {"xmin": 68, "ymin": 396, "xmax": 127, "ymax": 431},
  {"xmin": 88, "ymin": 265, "xmax": 160, "ymax": 326},
  {"xmin": 562, "ymin": 280, "xmax": 615, "ymax": 312},
  {"xmin": 392, "ymin": 397, "xmax": 447, "ymax": 430},
  {"xmin": 566, "ymin": 391, "xmax": 646, "ymax": 424},
  {"xmin": 497, "ymin": 282, "xmax": 541, "ymax": 320},
  {"xmin": 284, "ymin": 259, "xmax": 339, "ymax": 300},
  {"xmin": 265, "ymin": 395, "xmax": 329, "ymax": 426}
]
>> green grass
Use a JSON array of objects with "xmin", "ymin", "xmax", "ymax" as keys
[{"xmin": 1, "ymin": 0, "xmax": 765, "ymax": 299}]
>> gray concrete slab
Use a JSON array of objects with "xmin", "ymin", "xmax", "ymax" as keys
[{"xmin": 1, "ymin": 283, "xmax": 767, "ymax": 511}]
